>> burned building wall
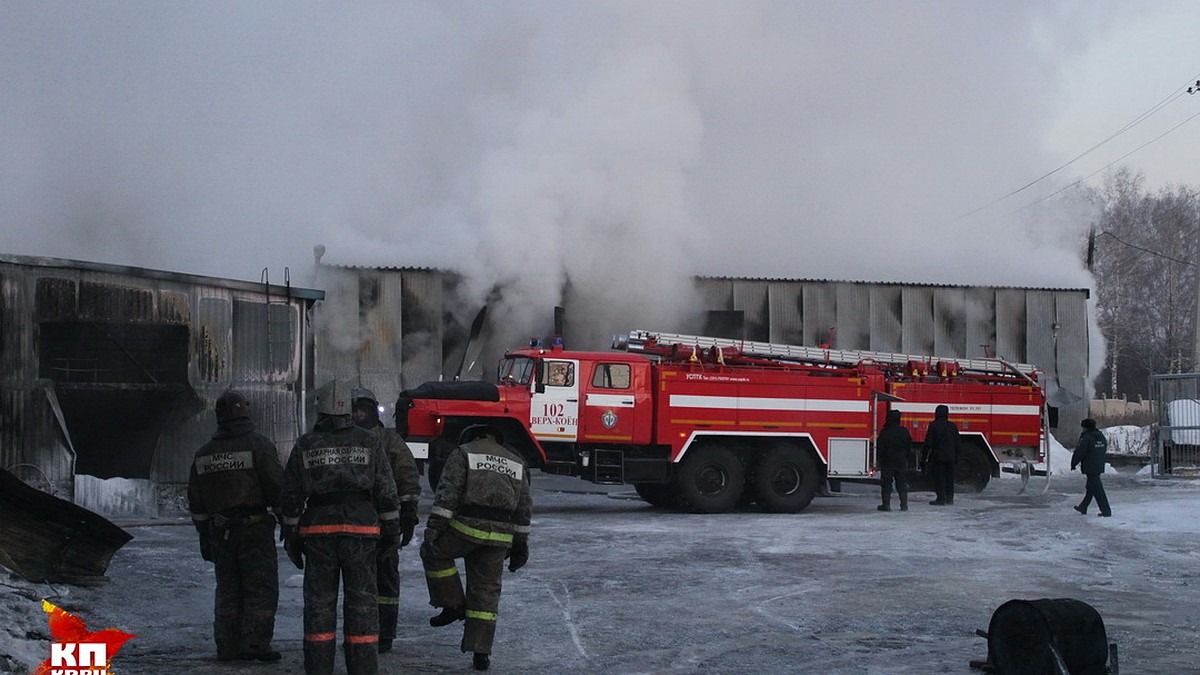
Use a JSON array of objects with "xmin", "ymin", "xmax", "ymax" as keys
[{"xmin": 0, "ymin": 254, "xmax": 321, "ymax": 513}]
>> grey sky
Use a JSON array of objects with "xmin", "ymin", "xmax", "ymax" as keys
[{"xmin": 2, "ymin": 2, "xmax": 1197, "ymax": 325}]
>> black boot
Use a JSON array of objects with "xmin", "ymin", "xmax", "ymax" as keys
[
  {"xmin": 877, "ymin": 504, "xmax": 890, "ymax": 511},
  {"xmin": 473, "ymin": 653, "xmax": 491, "ymax": 670},
  {"xmin": 238, "ymin": 650, "xmax": 282, "ymax": 662},
  {"xmin": 429, "ymin": 606, "xmax": 465, "ymax": 627},
  {"xmin": 899, "ymin": 496, "xmax": 908, "ymax": 511}
]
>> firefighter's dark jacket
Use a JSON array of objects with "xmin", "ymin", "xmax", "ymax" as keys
[
  {"xmin": 428, "ymin": 437, "xmax": 532, "ymax": 547},
  {"xmin": 1071, "ymin": 428, "xmax": 1109, "ymax": 476},
  {"xmin": 365, "ymin": 420, "xmax": 421, "ymax": 509},
  {"xmin": 281, "ymin": 415, "xmax": 400, "ymax": 538},
  {"xmin": 188, "ymin": 417, "xmax": 283, "ymax": 524},
  {"xmin": 925, "ymin": 415, "xmax": 961, "ymax": 463},
  {"xmin": 876, "ymin": 417, "xmax": 912, "ymax": 470}
]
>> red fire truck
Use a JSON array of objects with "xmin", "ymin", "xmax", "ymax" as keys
[{"xmin": 396, "ymin": 330, "xmax": 1048, "ymax": 513}]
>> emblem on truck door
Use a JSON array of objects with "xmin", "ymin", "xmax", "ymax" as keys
[{"xmin": 602, "ymin": 410, "xmax": 618, "ymax": 429}]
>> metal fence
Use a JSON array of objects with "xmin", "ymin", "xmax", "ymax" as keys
[{"xmin": 1149, "ymin": 373, "xmax": 1200, "ymax": 478}]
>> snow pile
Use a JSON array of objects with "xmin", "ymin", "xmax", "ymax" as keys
[
  {"xmin": 1104, "ymin": 425, "xmax": 1152, "ymax": 456},
  {"xmin": 0, "ymin": 573, "xmax": 54, "ymax": 673}
]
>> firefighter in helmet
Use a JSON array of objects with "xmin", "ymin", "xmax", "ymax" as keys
[
  {"xmin": 281, "ymin": 380, "xmax": 401, "ymax": 675},
  {"xmin": 187, "ymin": 389, "xmax": 284, "ymax": 662},
  {"xmin": 421, "ymin": 423, "xmax": 532, "ymax": 671},
  {"xmin": 350, "ymin": 387, "xmax": 421, "ymax": 653}
]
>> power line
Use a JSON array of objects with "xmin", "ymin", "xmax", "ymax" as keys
[
  {"xmin": 1095, "ymin": 230, "xmax": 1196, "ymax": 267},
  {"xmin": 945, "ymin": 71, "xmax": 1200, "ymax": 225},
  {"xmin": 1012, "ymin": 106, "xmax": 1200, "ymax": 213}
]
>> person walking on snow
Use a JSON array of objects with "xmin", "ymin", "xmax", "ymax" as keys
[
  {"xmin": 1072, "ymin": 418, "xmax": 1112, "ymax": 517},
  {"xmin": 421, "ymin": 424, "xmax": 532, "ymax": 671}
]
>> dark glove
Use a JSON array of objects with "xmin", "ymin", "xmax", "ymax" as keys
[
  {"xmin": 399, "ymin": 503, "xmax": 419, "ymax": 548},
  {"xmin": 282, "ymin": 525, "xmax": 304, "ymax": 569},
  {"xmin": 506, "ymin": 539, "xmax": 528, "ymax": 573},
  {"xmin": 194, "ymin": 521, "xmax": 214, "ymax": 563}
]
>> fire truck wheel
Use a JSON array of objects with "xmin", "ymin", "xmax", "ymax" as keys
[
  {"xmin": 753, "ymin": 446, "xmax": 820, "ymax": 513},
  {"xmin": 633, "ymin": 483, "xmax": 679, "ymax": 508},
  {"xmin": 954, "ymin": 445, "xmax": 991, "ymax": 493},
  {"xmin": 673, "ymin": 445, "xmax": 745, "ymax": 514}
]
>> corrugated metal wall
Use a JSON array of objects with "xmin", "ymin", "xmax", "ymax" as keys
[
  {"xmin": 695, "ymin": 278, "xmax": 1091, "ymax": 441},
  {"xmin": 0, "ymin": 256, "xmax": 319, "ymax": 501}
]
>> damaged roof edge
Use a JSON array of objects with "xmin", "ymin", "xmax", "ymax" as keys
[{"xmin": 0, "ymin": 252, "xmax": 325, "ymax": 302}]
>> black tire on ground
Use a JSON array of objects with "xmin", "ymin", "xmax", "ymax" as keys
[
  {"xmin": 753, "ymin": 445, "xmax": 821, "ymax": 513},
  {"xmin": 633, "ymin": 483, "xmax": 679, "ymax": 508},
  {"xmin": 954, "ymin": 444, "xmax": 992, "ymax": 493},
  {"xmin": 673, "ymin": 445, "xmax": 745, "ymax": 514}
]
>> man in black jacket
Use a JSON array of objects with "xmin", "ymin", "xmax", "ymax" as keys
[
  {"xmin": 925, "ymin": 404, "xmax": 961, "ymax": 506},
  {"xmin": 1071, "ymin": 418, "xmax": 1112, "ymax": 517},
  {"xmin": 876, "ymin": 409, "xmax": 912, "ymax": 511}
]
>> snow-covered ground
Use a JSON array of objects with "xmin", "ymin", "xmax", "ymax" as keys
[{"xmin": 4, "ymin": 426, "xmax": 1198, "ymax": 674}]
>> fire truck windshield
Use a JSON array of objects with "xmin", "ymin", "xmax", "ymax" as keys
[{"xmin": 498, "ymin": 356, "xmax": 534, "ymax": 385}]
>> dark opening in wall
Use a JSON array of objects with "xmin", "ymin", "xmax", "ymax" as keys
[
  {"xmin": 39, "ymin": 322, "xmax": 189, "ymax": 384},
  {"xmin": 705, "ymin": 310, "xmax": 745, "ymax": 340},
  {"xmin": 38, "ymin": 322, "xmax": 199, "ymax": 479}
]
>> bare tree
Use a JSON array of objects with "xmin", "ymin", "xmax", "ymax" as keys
[{"xmin": 1088, "ymin": 168, "xmax": 1200, "ymax": 398}]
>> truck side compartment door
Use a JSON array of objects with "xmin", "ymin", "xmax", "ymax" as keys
[{"xmin": 579, "ymin": 360, "xmax": 639, "ymax": 443}]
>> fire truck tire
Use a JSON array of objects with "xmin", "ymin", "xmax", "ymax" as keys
[
  {"xmin": 673, "ymin": 446, "xmax": 745, "ymax": 514},
  {"xmin": 753, "ymin": 446, "xmax": 820, "ymax": 513},
  {"xmin": 955, "ymin": 445, "xmax": 991, "ymax": 493},
  {"xmin": 633, "ymin": 483, "xmax": 679, "ymax": 508}
]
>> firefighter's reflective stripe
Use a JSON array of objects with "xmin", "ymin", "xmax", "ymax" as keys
[
  {"xmin": 466, "ymin": 609, "xmax": 497, "ymax": 621},
  {"xmin": 191, "ymin": 512, "xmax": 210, "ymax": 522},
  {"xmin": 378, "ymin": 596, "xmax": 399, "ymax": 605},
  {"xmin": 427, "ymin": 566, "xmax": 458, "ymax": 579},
  {"xmin": 450, "ymin": 519, "xmax": 514, "ymax": 544},
  {"xmin": 379, "ymin": 509, "xmax": 400, "ymax": 521},
  {"xmin": 300, "ymin": 524, "xmax": 380, "ymax": 535},
  {"xmin": 345, "ymin": 634, "xmax": 378, "ymax": 644},
  {"xmin": 431, "ymin": 505, "xmax": 454, "ymax": 519},
  {"xmin": 306, "ymin": 632, "xmax": 337, "ymax": 642},
  {"xmin": 399, "ymin": 494, "xmax": 419, "ymax": 504},
  {"xmin": 513, "ymin": 523, "xmax": 531, "ymax": 534}
]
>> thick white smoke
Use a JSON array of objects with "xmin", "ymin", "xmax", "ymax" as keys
[{"xmin": 2, "ymin": 0, "xmax": 1194, "ymax": 351}]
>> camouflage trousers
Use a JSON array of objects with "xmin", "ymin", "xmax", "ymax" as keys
[
  {"xmin": 376, "ymin": 539, "xmax": 400, "ymax": 641},
  {"xmin": 211, "ymin": 518, "xmax": 279, "ymax": 659},
  {"xmin": 303, "ymin": 536, "xmax": 379, "ymax": 675},
  {"xmin": 421, "ymin": 530, "xmax": 508, "ymax": 654}
]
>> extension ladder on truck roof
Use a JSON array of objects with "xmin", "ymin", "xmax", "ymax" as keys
[{"xmin": 614, "ymin": 329, "xmax": 1040, "ymax": 378}]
